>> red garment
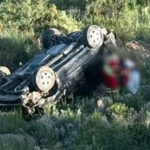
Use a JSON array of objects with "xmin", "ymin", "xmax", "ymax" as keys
[
  {"xmin": 102, "ymin": 71, "xmax": 119, "ymax": 90},
  {"xmin": 102, "ymin": 57, "xmax": 120, "ymax": 90},
  {"xmin": 120, "ymin": 69, "xmax": 129, "ymax": 86}
]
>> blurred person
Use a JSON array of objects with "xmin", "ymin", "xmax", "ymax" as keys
[
  {"xmin": 120, "ymin": 58, "xmax": 140, "ymax": 94},
  {"xmin": 101, "ymin": 53, "xmax": 120, "ymax": 91},
  {"xmin": 101, "ymin": 53, "xmax": 140, "ymax": 98}
]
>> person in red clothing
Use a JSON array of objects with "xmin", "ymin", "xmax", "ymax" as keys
[
  {"xmin": 102, "ymin": 53, "xmax": 120, "ymax": 91},
  {"xmin": 101, "ymin": 53, "xmax": 140, "ymax": 94}
]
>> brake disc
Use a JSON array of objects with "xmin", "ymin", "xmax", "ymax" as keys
[{"xmin": 33, "ymin": 66, "xmax": 56, "ymax": 93}]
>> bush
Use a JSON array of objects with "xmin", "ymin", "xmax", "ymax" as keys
[
  {"xmin": 0, "ymin": 29, "xmax": 41, "ymax": 70},
  {"xmin": 52, "ymin": 0, "xmax": 150, "ymax": 42},
  {"xmin": 0, "ymin": 0, "xmax": 82, "ymax": 70},
  {"xmin": 0, "ymin": 134, "xmax": 36, "ymax": 150},
  {"xmin": 0, "ymin": 0, "xmax": 81, "ymax": 34}
]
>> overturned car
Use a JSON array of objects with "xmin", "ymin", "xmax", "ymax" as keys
[{"xmin": 0, "ymin": 25, "xmax": 117, "ymax": 113}]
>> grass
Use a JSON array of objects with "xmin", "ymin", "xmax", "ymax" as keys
[
  {"xmin": 0, "ymin": 96, "xmax": 150, "ymax": 150},
  {"xmin": 0, "ymin": 72, "xmax": 150, "ymax": 150},
  {"xmin": 0, "ymin": 1, "xmax": 150, "ymax": 148},
  {"xmin": 0, "ymin": 30, "xmax": 150, "ymax": 150},
  {"xmin": 0, "ymin": 29, "xmax": 42, "ymax": 71}
]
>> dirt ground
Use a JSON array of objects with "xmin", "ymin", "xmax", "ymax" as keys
[{"xmin": 125, "ymin": 40, "xmax": 150, "ymax": 58}]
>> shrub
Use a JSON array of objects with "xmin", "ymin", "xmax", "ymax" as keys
[
  {"xmin": 0, "ymin": 29, "xmax": 41, "ymax": 70},
  {"xmin": 0, "ymin": 0, "xmax": 81, "ymax": 34}
]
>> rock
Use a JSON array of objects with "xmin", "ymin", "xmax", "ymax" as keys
[{"xmin": 125, "ymin": 40, "xmax": 150, "ymax": 58}]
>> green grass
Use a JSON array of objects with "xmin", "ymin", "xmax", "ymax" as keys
[
  {"xmin": 0, "ymin": 48, "xmax": 149, "ymax": 150},
  {"xmin": 0, "ymin": 0, "xmax": 150, "ymax": 149},
  {"xmin": 0, "ymin": 29, "xmax": 42, "ymax": 71},
  {"xmin": 0, "ymin": 26, "xmax": 150, "ymax": 150},
  {"xmin": 0, "ymin": 96, "xmax": 150, "ymax": 150},
  {"xmin": 0, "ymin": 24, "xmax": 150, "ymax": 150}
]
